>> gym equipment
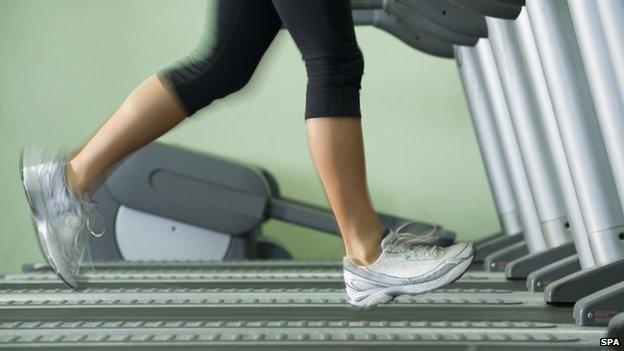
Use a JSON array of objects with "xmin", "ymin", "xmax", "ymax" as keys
[
  {"xmin": 421, "ymin": 0, "xmax": 531, "ymax": 271},
  {"xmin": 485, "ymin": 15, "xmax": 576, "ymax": 280},
  {"xmin": 526, "ymin": 0, "xmax": 624, "ymax": 313},
  {"xmin": 451, "ymin": 0, "xmax": 572, "ymax": 276},
  {"xmin": 459, "ymin": 1, "xmax": 607, "ymax": 288},
  {"xmin": 563, "ymin": 0, "xmax": 624, "ymax": 326},
  {"xmin": 512, "ymin": 8, "xmax": 593, "ymax": 290},
  {"xmin": 569, "ymin": 0, "xmax": 624, "ymax": 215},
  {"xmin": 456, "ymin": 0, "xmax": 624, "ymax": 326}
]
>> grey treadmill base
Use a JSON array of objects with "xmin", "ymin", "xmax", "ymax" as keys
[
  {"xmin": 0, "ymin": 319, "xmax": 604, "ymax": 350},
  {"xmin": 0, "ymin": 270, "xmax": 526, "ymax": 291},
  {"xmin": 0, "ymin": 288, "xmax": 573, "ymax": 324}
]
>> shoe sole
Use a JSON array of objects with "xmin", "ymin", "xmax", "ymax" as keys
[
  {"xmin": 19, "ymin": 147, "xmax": 82, "ymax": 290},
  {"xmin": 348, "ymin": 243, "xmax": 475, "ymax": 310}
]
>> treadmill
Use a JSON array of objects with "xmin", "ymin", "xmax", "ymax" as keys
[
  {"xmin": 14, "ymin": 1, "xmax": 575, "ymax": 291},
  {"xmin": 14, "ymin": 1, "xmax": 518, "ymax": 291},
  {"xmin": 11, "ymin": 0, "xmax": 624, "ymax": 302}
]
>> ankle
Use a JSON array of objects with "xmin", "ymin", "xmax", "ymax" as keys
[
  {"xmin": 348, "ymin": 248, "xmax": 380, "ymax": 266},
  {"xmin": 346, "ymin": 234, "xmax": 382, "ymax": 266},
  {"xmin": 65, "ymin": 161, "xmax": 90, "ymax": 198},
  {"xmin": 343, "ymin": 226, "xmax": 384, "ymax": 266}
]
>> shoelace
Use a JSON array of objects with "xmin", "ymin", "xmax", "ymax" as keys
[
  {"xmin": 394, "ymin": 221, "xmax": 440, "ymax": 246},
  {"xmin": 385, "ymin": 235, "xmax": 444, "ymax": 259},
  {"xmin": 47, "ymin": 161, "xmax": 105, "ymax": 238},
  {"xmin": 409, "ymin": 245, "xmax": 444, "ymax": 259},
  {"xmin": 84, "ymin": 201, "xmax": 105, "ymax": 238}
]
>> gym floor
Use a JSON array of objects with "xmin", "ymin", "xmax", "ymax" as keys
[{"xmin": 0, "ymin": 0, "xmax": 496, "ymax": 274}]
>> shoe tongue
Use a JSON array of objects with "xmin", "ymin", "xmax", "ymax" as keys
[{"xmin": 380, "ymin": 229, "xmax": 397, "ymax": 249}]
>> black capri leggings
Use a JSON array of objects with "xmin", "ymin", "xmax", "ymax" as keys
[{"xmin": 161, "ymin": 0, "xmax": 364, "ymax": 119}]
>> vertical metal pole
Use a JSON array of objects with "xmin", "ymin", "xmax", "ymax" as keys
[
  {"xmin": 568, "ymin": 0, "xmax": 624, "ymax": 216},
  {"xmin": 486, "ymin": 17, "xmax": 569, "ymax": 248},
  {"xmin": 526, "ymin": 0, "xmax": 624, "ymax": 265},
  {"xmin": 595, "ymin": 1, "xmax": 624, "ymax": 105},
  {"xmin": 473, "ymin": 39, "xmax": 547, "ymax": 253},
  {"xmin": 455, "ymin": 45, "xmax": 522, "ymax": 237},
  {"xmin": 514, "ymin": 9, "xmax": 595, "ymax": 268}
]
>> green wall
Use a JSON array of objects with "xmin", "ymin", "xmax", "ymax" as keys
[{"xmin": 0, "ymin": 0, "xmax": 499, "ymax": 273}]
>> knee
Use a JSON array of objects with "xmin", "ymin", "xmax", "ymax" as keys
[
  {"xmin": 161, "ymin": 50, "xmax": 256, "ymax": 116},
  {"xmin": 303, "ymin": 44, "xmax": 364, "ymax": 118},
  {"xmin": 304, "ymin": 45, "xmax": 364, "ymax": 89}
]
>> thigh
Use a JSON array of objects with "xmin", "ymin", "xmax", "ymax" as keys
[
  {"xmin": 270, "ymin": 0, "xmax": 358, "ymax": 58},
  {"xmin": 161, "ymin": 0, "xmax": 284, "ymax": 115},
  {"xmin": 192, "ymin": 0, "xmax": 282, "ymax": 69}
]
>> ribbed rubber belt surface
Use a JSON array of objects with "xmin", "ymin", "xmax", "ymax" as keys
[
  {"xmin": 0, "ymin": 287, "xmax": 572, "ymax": 324},
  {"xmin": 0, "ymin": 319, "xmax": 604, "ymax": 349},
  {"xmin": 0, "ymin": 270, "xmax": 522, "ymax": 290}
]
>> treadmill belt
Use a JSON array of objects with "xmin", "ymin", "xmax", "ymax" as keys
[
  {"xmin": 0, "ymin": 287, "xmax": 570, "ymax": 323},
  {"xmin": 1, "ymin": 270, "xmax": 525, "ymax": 290},
  {"xmin": 3, "ymin": 261, "xmax": 609, "ymax": 349},
  {"xmin": 0, "ymin": 319, "xmax": 604, "ymax": 350},
  {"xmin": 23, "ymin": 260, "xmax": 345, "ymax": 272}
]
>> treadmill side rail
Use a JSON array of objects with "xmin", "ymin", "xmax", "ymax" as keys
[
  {"xmin": 574, "ymin": 281, "xmax": 624, "ymax": 327},
  {"xmin": 545, "ymin": 259, "xmax": 624, "ymax": 304},
  {"xmin": 505, "ymin": 242, "xmax": 577, "ymax": 280},
  {"xmin": 474, "ymin": 233, "xmax": 524, "ymax": 262},
  {"xmin": 527, "ymin": 255, "xmax": 581, "ymax": 292},
  {"xmin": 483, "ymin": 241, "xmax": 529, "ymax": 271},
  {"xmin": 607, "ymin": 311, "xmax": 624, "ymax": 340}
]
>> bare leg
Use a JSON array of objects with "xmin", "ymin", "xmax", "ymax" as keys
[
  {"xmin": 306, "ymin": 117, "xmax": 383, "ymax": 266},
  {"xmin": 67, "ymin": 75, "xmax": 186, "ymax": 196}
]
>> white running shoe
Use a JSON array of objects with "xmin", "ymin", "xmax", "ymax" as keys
[
  {"xmin": 343, "ymin": 233, "xmax": 474, "ymax": 309},
  {"xmin": 20, "ymin": 147, "xmax": 102, "ymax": 289}
]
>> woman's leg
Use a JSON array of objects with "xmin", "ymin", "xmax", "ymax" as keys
[
  {"xmin": 306, "ymin": 117, "xmax": 383, "ymax": 266},
  {"xmin": 272, "ymin": 0, "xmax": 382, "ymax": 266},
  {"xmin": 67, "ymin": 0, "xmax": 282, "ymax": 197},
  {"xmin": 273, "ymin": 0, "xmax": 474, "ymax": 308},
  {"xmin": 22, "ymin": 0, "xmax": 284, "ymax": 289},
  {"xmin": 67, "ymin": 75, "xmax": 185, "ymax": 196}
]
